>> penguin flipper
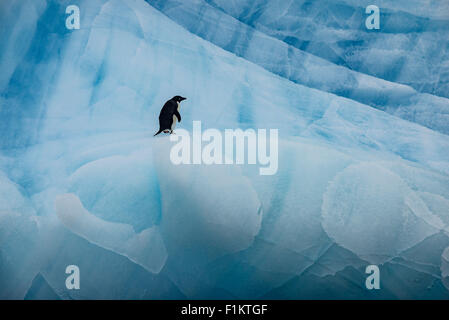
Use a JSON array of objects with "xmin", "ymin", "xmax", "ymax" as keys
[{"xmin": 174, "ymin": 110, "xmax": 181, "ymax": 122}]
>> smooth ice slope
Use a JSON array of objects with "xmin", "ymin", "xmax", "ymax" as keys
[
  {"xmin": 0, "ymin": 0, "xmax": 449, "ymax": 299},
  {"xmin": 148, "ymin": 0, "xmax": 449, "ymax": 134}
]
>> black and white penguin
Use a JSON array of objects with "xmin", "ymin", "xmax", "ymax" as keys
[{"xmin": 154, "ymin": 95, "xmax": 186, "ymax": 136}]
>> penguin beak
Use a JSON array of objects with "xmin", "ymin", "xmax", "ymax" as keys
[{"xmin": 181, "ymin": 97, "xmax": 186, "ymax": 101}]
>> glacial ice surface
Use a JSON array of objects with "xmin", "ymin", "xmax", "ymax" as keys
[
  {"xmin": 148, "ymin": 0, "xmax": 449, "ymax": 135},
  {"xmin": 0, "ymin": 0, "xmax": 449, "ymax": 299}
]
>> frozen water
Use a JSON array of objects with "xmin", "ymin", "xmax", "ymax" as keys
[
  {"xmin": 0, "ymin": 0, "xmax": 449, "ymax": 299},
  {"xmin": 55, "ymin": 193, "xmax": 167, "ymax": 273},
  {"xmin": 322, "ymin": 162, "xmax": 444, "ymax": 264},
  {"xmin": 148, "ymin": 0, "xmax": 449, "ymax": 134}
]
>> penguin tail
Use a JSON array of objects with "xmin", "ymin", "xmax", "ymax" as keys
[{"xmin": 154, "ymin": 129, "xmax": 163, "ymax": 136}]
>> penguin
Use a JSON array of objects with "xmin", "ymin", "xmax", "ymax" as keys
[{"xmin": 154, "ymin": 95, "xmax": 186, "ymax": 136}]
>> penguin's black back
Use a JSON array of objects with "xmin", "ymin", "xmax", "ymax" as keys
[
  {"xmin": 155, "ymin": 99, "xmax": 177, "ymax": 134},
  {"xmin": 159, "ymin": 99, "xmax": 177, "ymax": 120}
]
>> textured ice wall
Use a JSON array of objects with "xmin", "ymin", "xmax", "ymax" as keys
[
  {"xmin": 147, "ymin": 0, "xmax": 449, "ymax": 135},
  {"xmin": 0, "ymin": 0, "xmax": 449, "ymax": 299}
]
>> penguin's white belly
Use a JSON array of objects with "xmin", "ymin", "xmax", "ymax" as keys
[
  {"xmin": 171, "ymin": 115, "xmax": 177, "ymax": 130},
  {"xmin": 171, "ymin": 102, "xmax": 180, "ymax": 130}
]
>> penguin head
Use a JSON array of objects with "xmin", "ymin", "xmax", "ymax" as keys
[{"xmin": 173, "ymin": 96, "xmax": 186, "ymax": 102}]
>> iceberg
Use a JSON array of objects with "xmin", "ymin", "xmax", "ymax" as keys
[
  {"xmin": 148, "ymin": 0, "xmax": 449, "ymax": 134},
  {"xmin": 0, "ymin": 0, "xmax": 449, "ymax": 299}
]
